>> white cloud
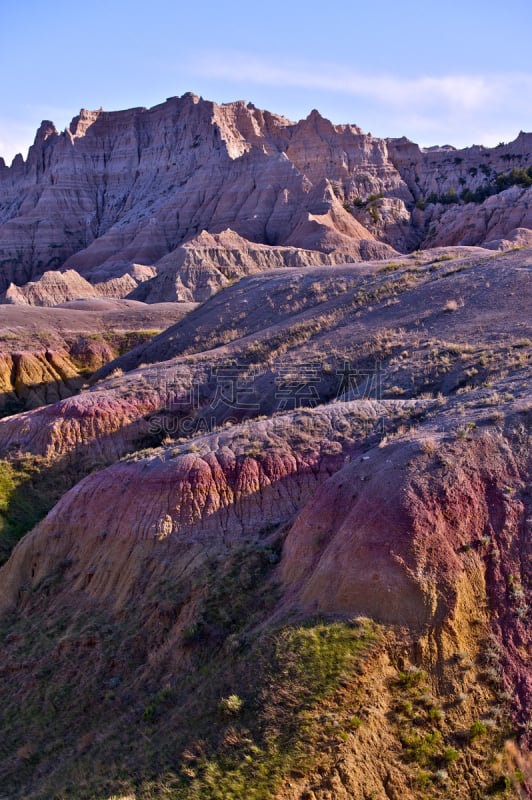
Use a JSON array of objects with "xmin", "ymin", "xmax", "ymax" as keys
[
  {"xmin": 189, "ymin": 51, "xmax": 532, "ymax": 146},
  {"xmin": 193, "ymin": 52, "xmax": 507, "ymax": 108}
]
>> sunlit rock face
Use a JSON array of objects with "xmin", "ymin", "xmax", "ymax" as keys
[{"xmin": 2, "ymin": 93, "xmax": 531, "ymax": 295}]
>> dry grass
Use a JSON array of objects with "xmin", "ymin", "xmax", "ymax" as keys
[
  {"xmin": 443, "ymin": 299, "xmax": 460, "ymax": 312},
  {"xmin": 420, "ymin": 437, "xmax": 439, "ymax": 455}
]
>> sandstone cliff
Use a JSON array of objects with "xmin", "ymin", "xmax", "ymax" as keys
[
  {"xmin": 0, "ymin": 301, "xmax": 193, "ymax": 415},
  {"xmin": 1, "ymin": 94, "xmax": 532, "ymax": 297}
]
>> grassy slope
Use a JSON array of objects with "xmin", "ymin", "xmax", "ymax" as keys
[{"xmin": 0, "ymin": 536, "xmax": 526, "ymax": 799}]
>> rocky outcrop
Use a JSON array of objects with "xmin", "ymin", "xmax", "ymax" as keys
[
  {"xmin": 2, "ymin": 246, "xmax": 530, "ymax": 457},
  {"xmin": 130, "ymin": 228, "xmax": 390, "ymax": 303},
  {"xmin": 0, "ymin": 268, "xmax": 142, "ymax": 306},
  {"xmin": 387, "ymin": 131, "xmax": 532, "ymax": 200},
  {"xmin": 484, "ymin": 226, "xmax": 532, "ymax": 251},
  {"xmin": 0, "ymin": 403, "xmax": 529, "ymax": 745},
  {"xmin": 422, "ymin": 187, "xmax": 532, "ymax": 249},
  {"xmin": 2, "ymin": 270, "xmax": 96, "ymax": 306},
  {"xmin": 2, "ymin": 93, "xmax": 532, "ymax": 295},
  {"xmin": 0, "ymin": 349, "xmax": 84, "ymax": 414},
  {"xmin": 281, "ymin": 422, "xmax": 531, "ymax": 734},
  {"xmin": 0, "ymin": 404, "xmax": 369, "ymax": 606},
  {"xmin": 0, "ymin": 97, "xmax": 392, "ymax": 292}
]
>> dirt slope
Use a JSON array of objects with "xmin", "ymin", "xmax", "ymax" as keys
[
  {"xmin": 0, "ymin": 243, "xmax": 529, "ymax": 800},
  {"xmin": 0, "ymin": 300, "xmax": 194, "ymax": 416}
]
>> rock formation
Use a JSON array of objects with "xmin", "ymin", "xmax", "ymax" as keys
[
  {"xmin": 1, "ymin": 93, "xmax": 531, "ymax": 298},
  {"xmin": 0, "ymin": 269, "xmax": 140, "ymax": 306},
  {"xmin": 0, "ymin": 301, "xmax": 193, "ymax": 415},
  {"xmin": 0, "ymin": 96, "xmax": 530, "ymax": 800},
  {"xmin": 129, "ymin": 228, "xmax": 381, "ymax": 303}
]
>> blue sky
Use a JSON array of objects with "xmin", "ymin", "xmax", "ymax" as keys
[{"xmin": 1, "ymin": 0, "xmax": 532, "ymax": 163}]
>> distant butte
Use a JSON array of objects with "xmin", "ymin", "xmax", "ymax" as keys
[{"xmin": 0, "ymin": 93, "xmax": 531, "ymax": 300}]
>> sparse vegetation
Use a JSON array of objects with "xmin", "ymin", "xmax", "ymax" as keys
[
  {"xmin": 443, "ymin": 298, "xmax": 459, "ymax": 312},
  {"xmin": 0, "ymin": 458, "xmax": 73, "ymax": 564},
  {"xmin": 0, "ymin": 563, "xmax": 379, "ymax": 800},
  {"xmin": 469, "ymin": 720, "xmax": 489, "ymax": 741},
  {"xmin": 219, "ymin": 694, "xmax": 244, "ymax": 716},
  {"xmin": 0, "ymin": 128, "xmax": 531, "ymax": 800},
  {"xmin": 420, "ymin": 165, "xmax": 532, "ymax": 208}
]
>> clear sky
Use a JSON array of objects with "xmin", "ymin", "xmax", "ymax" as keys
[{"xmin": 2, "ymin": 0, "xmax": 532, "ymax": 164}]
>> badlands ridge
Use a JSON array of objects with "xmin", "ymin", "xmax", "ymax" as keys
[{"xmin": 0, "ymin": 95, "xmax": 530, "ymax": 800}]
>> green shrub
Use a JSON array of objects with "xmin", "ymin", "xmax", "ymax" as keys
[
  {"xmin": 142, "ymin": 703, "xmax": 157, "ymax": 722},
  {"xmin": 401, "ymin": 730, "xmax": 443, "ymax": 765},
  {"xmin": 469, "ymin": 720, "xmax": 488, "ymax": 741},
  {"xmin": 219, "ymin": 694, "xmax": 244, "ymax": 716},
  {"xmin": 443, "ymin": 747, "xmax": 460, "ymax": 764},
  {"xmin": 415, "ymin": 770, "xmax": 433, "ymax": 788},
  {"xmin": 397, "ymin": 700, "xmax": 414, "ymax": 716},
  {"xmin": 396, "ymin": 669, "xmax": 427, "ymax": 689},
  {"xmin": 378, "ymin": 262, "xmax": 401, "ymax": 273}
]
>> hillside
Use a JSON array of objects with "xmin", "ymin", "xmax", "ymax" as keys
[
  {"xmin": 0, "ymin": 300, "xmax": 194, "ymax": 417},
  {"xmin": 0, "ymin": 96, "xmax": 530, "ymax": 800}
]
